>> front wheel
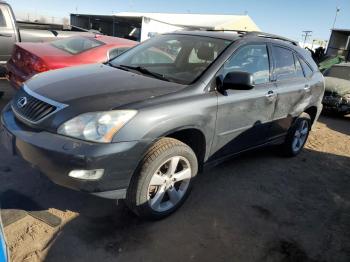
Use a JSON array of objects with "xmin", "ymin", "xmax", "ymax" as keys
[
  {"xmin": 280, "ymin": 113, "xmax": 311, "ymax": 157},
  {"xmin": 126, "ymin": 138, "xmax": 198, "ymax": 219}
]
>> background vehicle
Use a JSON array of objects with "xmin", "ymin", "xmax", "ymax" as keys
[
  {"xmin": 323, "ymin": 63, "xmax": 350, "ymax": 115},
  {"xmin": 1, "ymin": 31, "xmax": 324, "ymax": 219},
  {"xmin": 0, "ymin": 1, "xmax": 98, "ymax": 71},
  {"xmin": 6, "ymin": 35, "xmax": 137, "ymax": 89}
]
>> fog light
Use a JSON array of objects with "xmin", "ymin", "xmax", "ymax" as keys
[{"xmin": 69, "ymin": 169, "xmax": 104, "ymax": 180}]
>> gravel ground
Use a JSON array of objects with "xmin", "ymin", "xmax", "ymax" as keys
[{"xmin": 0, "ymin": 79, "xmax": 350, "ymax": 262}]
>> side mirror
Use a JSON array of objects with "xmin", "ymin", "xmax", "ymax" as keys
[{"xmin": 222, "ymin": 71, "xmax": 254, "ymax": 90}]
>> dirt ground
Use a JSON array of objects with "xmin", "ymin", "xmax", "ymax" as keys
[{"xmin": 0, "ymin": 79, "xmax": 350, "ymax": 262}]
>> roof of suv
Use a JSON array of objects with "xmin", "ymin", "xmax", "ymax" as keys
[{"xmin": 169, "ymin": 30, "xmax": 299, "ymax": 46}]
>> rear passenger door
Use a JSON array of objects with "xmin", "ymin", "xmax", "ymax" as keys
[
  {"xmin": 210, "ymin": 43, "xmax": 277, "ymax": 160},
  {"xmin": 269, "ymin": 45, "xmax": 309, "ymax": 138}
]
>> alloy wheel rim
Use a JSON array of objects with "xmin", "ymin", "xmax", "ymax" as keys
[
  {"xmin": 147, "ymin": 156, "xmax": 192, "ymax": 212},
  {"xmin": 292, "ymin": 120, "xmax": 309, "ymax": 152}
]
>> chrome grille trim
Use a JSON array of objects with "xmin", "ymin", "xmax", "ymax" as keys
[{"xmin": 11, "ymin": 84, "xmax": 68, "ymax": 124}]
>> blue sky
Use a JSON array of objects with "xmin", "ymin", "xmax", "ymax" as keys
[{"xmin": 7, "ymin": 0, "xmax": 350, "ymax": 42}]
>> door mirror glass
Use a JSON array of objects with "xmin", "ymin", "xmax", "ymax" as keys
[{"xmin": 222, "ymin": 71, "xmax": 254, "ymax": 90}]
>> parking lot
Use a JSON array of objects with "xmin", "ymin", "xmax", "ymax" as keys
[{"xmin": 0, "ymin": 79, "xmax": 349, "ymax": 262}]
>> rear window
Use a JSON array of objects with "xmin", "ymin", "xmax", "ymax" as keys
[
  {"xmin": 324, "ymin": 66, "xmax": 350, "ymax": 81},
  {"xmin": 51, "ymin": 37, "xmax": 104, "ymax": 54}
]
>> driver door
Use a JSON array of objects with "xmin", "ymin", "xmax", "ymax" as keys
[{"xmin": 210, "ymin": 43, "xmax": 277, "ymax": 160}]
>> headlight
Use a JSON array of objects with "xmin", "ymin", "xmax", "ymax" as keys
[{"xmin": 57, "ymin": 110, "xmax": 137, "ymax": 143}]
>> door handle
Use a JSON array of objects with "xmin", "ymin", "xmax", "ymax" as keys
[
  {"xmin": 265, "ymin": 90, "xmax": 277, "ymax": 101},
  {"xmin": 304, "ymin": 84, "xmax": 311, "ymax": 92},
  {"xmin": 0, "ymin": 33, "xmax": 12, "ymax": 37}
]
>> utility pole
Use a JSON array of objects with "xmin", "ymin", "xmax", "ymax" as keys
[
  {"xmin": 302, "ymin": 31, "xmax": 312, "ymax": 48},
  {"xmin": 332, "ymin": 7, "xmax": 340, "ymax": 29}
]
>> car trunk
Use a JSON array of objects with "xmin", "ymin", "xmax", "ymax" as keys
[{"xmin": 10, "ymin": 42, "xmax": 72, "ymax": 75}]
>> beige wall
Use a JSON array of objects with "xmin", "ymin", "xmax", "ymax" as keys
[{"xmin": 215, "ymin": 16, "xmax": 260, "ymax": 32}]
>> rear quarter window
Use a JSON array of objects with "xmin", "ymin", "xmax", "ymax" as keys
[
  {"xmin": 299, "ymin": 57, "xmax": 314, "ymax": 78},
  {"xmin": 51, "ymin": 37, "xmax": 104, "ymax": 54}
]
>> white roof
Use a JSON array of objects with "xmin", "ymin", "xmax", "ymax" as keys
[{"xmin": 114, "ymin": 12, "xmax": 260, "ymax": 31}]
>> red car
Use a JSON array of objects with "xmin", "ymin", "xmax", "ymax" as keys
[{"xmin": 6, "ymin": 35, "xmax": 137, "ymax": 89}]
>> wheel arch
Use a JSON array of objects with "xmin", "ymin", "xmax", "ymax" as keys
[
  {"xmin": 304, "ymin": 106, "xmax": 318, "ymax": 125},
  {"xmin": 165, "ymin": 127, "xmax": 207, "ymax": 172}
]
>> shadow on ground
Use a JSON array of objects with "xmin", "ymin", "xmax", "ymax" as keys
[
  {"xmin": 1, "ymin": 147, "xmax": 350, "ymax": 262},
  {"xmin": 318, "ymin": 114, "xmax": 350, "ymax": 136}
]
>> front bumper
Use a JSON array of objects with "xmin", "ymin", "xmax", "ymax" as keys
[
  {"xmin": 322, "ymin": 95, "xmax": 350, "ymax": 113},
  {"xmin": 0, "ymin": 104, "xmax": 150, "ymax": 199}
]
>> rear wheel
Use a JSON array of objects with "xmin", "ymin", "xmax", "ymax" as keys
[
  {"xmin": 280, "ymin": 113, "xmax": 311, "ymax": 157},
  {"xmin": 126, "ymin": 138, "xmax": 198, "ymax": 219}
]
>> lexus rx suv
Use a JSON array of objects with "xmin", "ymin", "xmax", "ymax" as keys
[{"xmin": 0, "ymin": 31, "xmax": 324, "ymax": 219}]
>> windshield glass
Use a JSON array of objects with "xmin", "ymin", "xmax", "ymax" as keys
[
  {"xmin": 110, "ymin": 34, "xmax": 232, "ymax": 84},
  {"xmin": 51, "ymin": 37, "xmax": 104, "ymax": 54},
  {"xmin": 324, "ymin": 66, "xmax": 350, "ymax": 80}
]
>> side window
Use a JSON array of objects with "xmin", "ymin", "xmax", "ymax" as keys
[
  {"xmin": 223, "ymin": 44, "xmax": 270, "ymax": 85},
  {"xmin": 294, "ymin": 54, "xmax": 304, "ymax": 78},
  {"xmin": 0, "ymin": 8, "xmax": 7, "ymax": 27},
  {"xmin": 299, "ymin": 57, "xmax": 314, "ymax": 78},
  {"xmin": 273, "ymin": 46, "xmax": 297, "ymax": 81}
]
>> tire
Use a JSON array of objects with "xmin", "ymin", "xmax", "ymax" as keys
[
  {"xmin": 126, "ymin": 137, "xmax": 198, "ymax": 219},
  {"xmin": 280, "ymin": 113, "xmax": 311, "ymax": 157}
]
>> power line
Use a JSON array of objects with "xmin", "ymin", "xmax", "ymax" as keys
[{"xmin": 302, "ymin": 30, "xmax": 312, "ymax": 48}]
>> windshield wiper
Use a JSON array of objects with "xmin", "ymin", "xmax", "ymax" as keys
[
  {"xmin": 107, "ymin": 62, "xmax": 130, "ymax": 72},
  {"xmin": 119, "ymin": 65, "xmax": 170, "ymax": 82}
]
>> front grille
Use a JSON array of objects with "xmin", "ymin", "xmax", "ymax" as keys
[{"xmin": 11, "ymin": 88, "xmax": 58, "ymax": 123}]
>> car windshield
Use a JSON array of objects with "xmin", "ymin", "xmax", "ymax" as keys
[
  {"xmin": 51, "ymin": 37, "xmax": 104, "ymax": 54},
  {"xmin": 110, "ymin": 34, "xmax": 232, "ymax": 84},
  {"xmin": 324, "ymin": 66, "xmax": 350, "ymax": 81}
]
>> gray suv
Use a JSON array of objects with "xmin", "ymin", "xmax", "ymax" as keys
[{"xmin": 0, "ymin": 31, "xmax": 324, "ymax": 219}]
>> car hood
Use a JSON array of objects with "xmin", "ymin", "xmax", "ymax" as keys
[
  {"xmin": 325, "ymin": 77, "xmax": 350, "ymax": 96},
  {"xmin": 25, "ymin": 63, "xmax": 185, "ymax": 110}
]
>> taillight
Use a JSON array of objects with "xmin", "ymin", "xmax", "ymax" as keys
[{"xmin": 31, "ymin": 58, "xmax": 49, "ymax": 73}]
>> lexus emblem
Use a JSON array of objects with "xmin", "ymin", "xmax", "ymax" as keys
[{"xmin": 17, "ymin": 97, "xmax": 28, "ymax": 108}]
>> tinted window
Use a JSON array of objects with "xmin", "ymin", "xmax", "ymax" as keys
[
  {"xmin": 0, "ymin": 9, "xmax": 7, "ymax": 27},
  {"xmin": 299, "ymin": 58, "xmax": 314, "ymax": 78},
  {"xmin": 324, "ymin": 66, "xmax": 350, "ymax": 80},
  {"xmin": 294, "ymin": 55, "xmax": 304, "ymax": 78},
  {"xmin": 273, "ymin": 46, "xmax": 297, "ymax": 81},
  {"xmin": 224, "ymin": 44, "xmax": 270, "ymax": 85},
  {"xmin": 51, "ymin": 37, "xmax": 104, "ymax": 54},
  {"xmin": 112, "ymin": 35, "xmax": 231, "ymax": 84}
]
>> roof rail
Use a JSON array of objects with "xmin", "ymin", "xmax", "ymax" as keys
[
  {"xmin": 205, "ymin": 29, "xmax": 249, "ymax": 35},
  {"xmin": 244, "ymin": 31, "xmax": 299, "ymax": 46}
]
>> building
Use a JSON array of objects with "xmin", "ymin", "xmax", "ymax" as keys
[
  {"xmin": 70, "ymin": 12, "xmax": 260, "ymax": 42},
  {"xmin": 326, "ymin": 29, "xmax": 350, "ymax": 61}
]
